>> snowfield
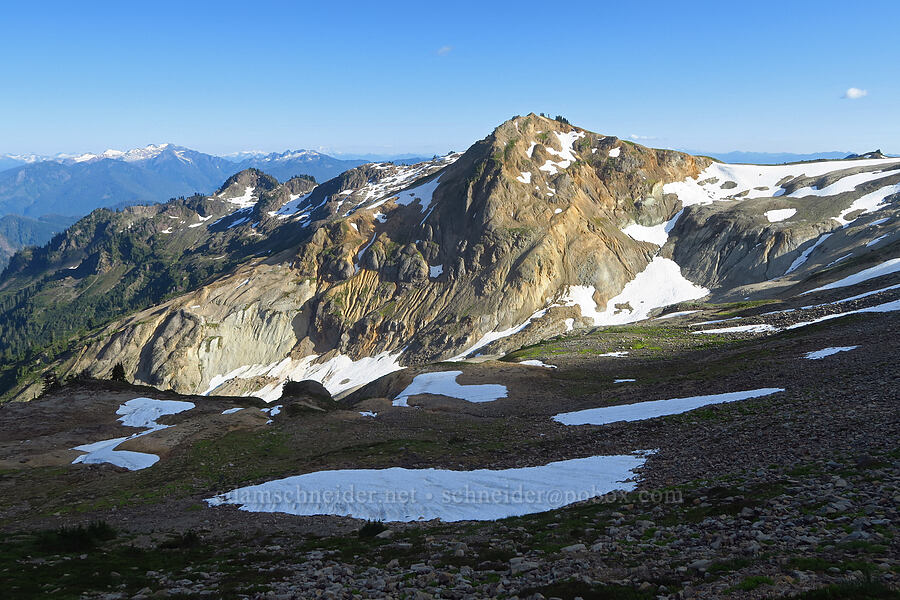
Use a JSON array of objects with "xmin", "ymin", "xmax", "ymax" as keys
[
  {"xmin": 553, "ymin": 388, "xmax": 784, "ymax": 426},
  {"xmin": 71, "ymin": 398, "xmax": 195, "ymax": 470},
  {"xmin": 620, "ymin": 209, "xmax": 684, "ymax": 246},
  {"xmin": 204, "ymin": 350, "xmax": 405, "ymax": 402},
  {"xmin": 560, "ymin": 257, "xmax": 708, "ymax": 326},
  {"xmin": 663, "ymin": 158, "xmax": 900, "ymax": 208},
  {"xmin": 205, "ymin": 454, "xmax": 647, "ymax": 522},
  {"xmin": 393, "ymin": 371, "xmax": 507, "ymax": 406},
  {"xmin": 801, "ymin": 258, "xmax": 900, "ymax": 295}
]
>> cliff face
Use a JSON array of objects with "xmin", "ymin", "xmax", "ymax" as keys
[{"xmin": 7, "ymin": 114, "xmax": 898, "ymax": 402}]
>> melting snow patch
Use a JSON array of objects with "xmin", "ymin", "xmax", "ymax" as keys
[
  {"xmin": 393, "ymin": 371, "xmax": 507, "ymax": 406},
  {"xmin": 560, "ymin": 257, "xmax": 708, "ymax": 326},
  {"xmin": 866, "ymin": 233, "xmax": 890, "ymax": 247},
  {"xmin": 802, "ymin": 283, "xmax": 900, "ymax": 309},
  {"xmin": 224, "ymin": 186, "xmax": 257, "ymax": 209},
  {"xmin": 801, "ymin": 258, "xmax": 900, "ymax": 295},
  {"xmin": 663, "ymin": 158, "xmax": 900, "ymax": 208},
  {"xmin": 692, "ymin": 324, "xmax": 776, "ymax": 335},
  {"xmin": 205, "ymin": 454, "xmax": 647, "ymax": 522},
  {"xmin": 621, "ymin": 209, "xmax": 684, "ymax": 246},
  {"xmin": 785, "ymin": 299, "xmax": 900, "ymax": 330},
  {"xmin": 537, "ymin": 131, "xmax": 585, "ymax": 175},
  {"xmin": 764, "ymin": 208, "xmax": 797, "ymax": 223},
  {"xmin": 804, "ymin": 346, "xmax": 858, "ymax": 360},
  {"xmin": 71, "ymin": 398, "xmax": 195, "ymax": 470},
  {"xmin": 655, "ymin": 310, "xmax": 699, "ymax": 320},
  {"xmin": 261, "ymin": 405, "xmax": 282, "ymax": 417},
  {"xmin": 389, "ymin": 175, "xmax": 443, "ymax": 212},
  {"xmin": 834, "ymin": 183, "xmax": 900, "ymax": 225},
  {"xmin": 429, "ymin": 264, "xmax": 443, "ymax": 278},
  {"xmin": 786, "ymin": 233, "xmax": 832, "ymax": 275},
  {"xmin": 205, "ymin": 350, "xmax": 405, "ymax": 402},
  {"xmin": 614, "ymin": 378, "xmax": 636, "ymax": 383},
  {"xmin": 359, "ymin": 411, "xmax": 377, "ymax": 418},
  {"xmin": 553, "ymin": 388, "xmax": 784, "ymax": 426},
  {"xmin": 518, "ymin": 360, "xmax": 557, "ymax": 369}
]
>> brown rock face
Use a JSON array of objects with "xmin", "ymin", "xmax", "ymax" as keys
[{"xmin": 51, "ymin": 115, "xmax": 708, "ymax": 399}]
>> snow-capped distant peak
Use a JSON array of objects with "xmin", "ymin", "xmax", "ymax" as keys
[
  {"xmin": 253, "ymin": 149, "xmax": 324, "ymax": 163},
  {"xmin": 69, "ymin": 144, "xmax": 174, "ymax": 164}
]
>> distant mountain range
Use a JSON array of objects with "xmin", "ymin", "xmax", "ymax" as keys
[
  {"xmin": 0, "ymin": 140, "xmax": 893, "ymax": 269},
  {"xmin": 0, "ymin": 145, "xmax": 377, "ymax": 264},
  {"xmin": 685, "ymin": 150, "xmax": 895, "ymax": 164},
  {"xmin": 0, "ymin": 144, "xmax": 373, "ymax": 219}
]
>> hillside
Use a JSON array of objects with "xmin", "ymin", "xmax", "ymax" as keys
[{"xmin": 0, "ymin": 214, "xmax": 75, "ymax": 267}]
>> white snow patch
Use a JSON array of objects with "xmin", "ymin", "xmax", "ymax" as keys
[
  {"xmin": 518, "ymin": 360, "xmax": 557, "ymax": 369},
  {"xmin": 692, "ymin": 324, "xmax": 777, "ymax": 335},
  {"xmin": 598, "ymin": 351, "xmax": 628, "ymax": 357},
  {"xmin": 834, "ymin": 183, "xmax": 900, "ymax": 225},
  {"xmin": 204, "ymin": 350, "xmax": 405, "ymax": 402},
  {"xmin": 224, "ymin": 186, "xmax": 257, "ymax": 209},
  {"xmin": 221, "ymin": 407, "xmax": 245, "ymax": 415},
  {"xmin": 866, "ymin": 233, "xmax": 890, "ymax": 247},
  {"xmin": 764, "ymin": 208, "xmax": 797, "ymax": 223},
  {"xmin": 655, "ymin": 310, "xmax": 699, "ymax": 320},
  {"xmin": 803, "ymin": 346, "xmax": 858, "ymax": 360},
  {"xmin": 71, "ymin": 398, "xmax": 195, "ymax": 470},
  {"xmin": 663, "ymin": 158, "xmax": 900, "ymax": 207},
  {"xmin": 621, "ymin": 209, "xmax": 684, "ymax": 246},
  {"xmin": 554, "ymin": 208, "xmax": 562, "ymax": 214},
  {"xmin": 261, "ymin": 405, "xmax": 282, "ymax": 417},
  {"xmin": 205, "ymin": 454, "xmax": 647, "ymax": 522},
  {"xmin": 608, "ymin": 147, "xmax": 621, "ymax": 158},
  {"xmin": 785, "ymin": 299, "xmax": 900, "ymax": 330},
  {"xmin": 385, "ymin": 175, "xmax": 443, "ymax": 212},
  {"xmin": 516, "ymin": 171, "xmax": 532, "ymax": 184},
  {"xmin": 429, "ymin": 264, "xmax": 443, "ymax": 278},
  {"xmin": 801, "ymin": 258, "xmax": 900, "ymax": 295},
  {"xmin": 537, "ymin": 130, "xmax": 584, "ymax": 175},
  {"xmin": 787, "ymin": 168, "xmax": 900, "ymax": 198},
  {"xmin": 560, "ymin": 257, "xmax": 708, "ymax": 326},
  {"xmin": 786, "ymin": 233, "xmax": 832, "ymax": 274},
  {"xmin": 802, "ymin": 284, "xmax": 900, "ymax": 309},
  {"xmin": 448, "ymin": 307, "xmax": 550, "ymax": 361},
  {"xmin": 359, "ymin": 411, "xmax": 377, "ymax": 418},
  {"xmin": 393, "ymin": 371, "xmax": 507, "ymax": 406},
  {"xmin": 526, "ymin": 141, "xmax": 537, "ymax": 158},
  {"xmin": 614, "ymin": 378, "xmax": 636, "ymax": 383},
  {"xmin": 553, "ymin": 388, "xmax": 784, "ymax": 426}
]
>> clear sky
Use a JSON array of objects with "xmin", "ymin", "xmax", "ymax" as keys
[{"xmin": 1, "ymin": 0, "xmax": 897, "ymax": 156}]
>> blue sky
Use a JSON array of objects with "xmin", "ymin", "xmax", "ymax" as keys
[{"xmin": 1, "ymin": 0, "xmax": 897, "ymax": 156}]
